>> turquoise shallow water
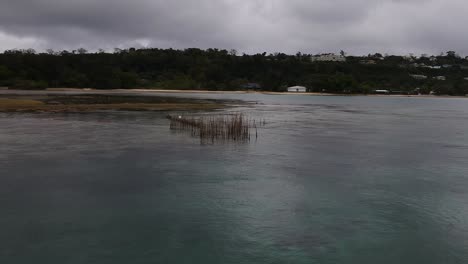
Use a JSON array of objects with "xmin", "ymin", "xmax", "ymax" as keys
[{"xmin": 1, "ymin": 93, "xmax": 468, "ymax": 263}]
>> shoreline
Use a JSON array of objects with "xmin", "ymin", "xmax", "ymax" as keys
[
  {"xmin": 1, "ymin": 88, "xmax": 467, "ymax": 99},
  {"xmin": 45, "ymin": 88, "xmax": 468, "ymax": 98}
]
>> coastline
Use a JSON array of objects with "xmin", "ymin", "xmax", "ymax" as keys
[{"xmin": 43, "ymin": 88, "xmax": 468, "ymax": 98}]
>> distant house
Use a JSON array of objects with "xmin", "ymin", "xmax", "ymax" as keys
[
  {"xmin": 434, "ymin": 76, "xmax": 446, "ymax": 81},
  {"xmin": 429, "ymin": 56, "xmax": 437, "ymax": 62},
  {"xmin": 403, "ymin": 56, "xmax": 415, "ymax": 62},
  {"xmin": 374, "ymin": 89, "xmax": 390, "ymax": 94},
  {"xmin": 410, "ymin": 63, "xmax": 429, "ymax": 68},
  {"xmin": 287, "ymin": 86, "xmax": 307, "ymax": 92},
  {"xmin": 311, "ymin": 53, "xmax": 346, "ymax": 62},
  {"xmin": 410, "ymin": 74, "xmax": 428, "ymax": 80}
]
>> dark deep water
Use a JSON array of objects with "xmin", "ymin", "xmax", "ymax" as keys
[{"xmin": 1, "ymin": 93, "xmax": 468, "ymax": 263}]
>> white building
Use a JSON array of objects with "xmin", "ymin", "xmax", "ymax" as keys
[
  {"xmin": 287, "ymin": 86, "xmax": 307, "ymax": 92},
  {"xmin": 434, "ymin": 76, "xmax": 446, "ymax": 81},
  {"xmin": 311, "ymin": 53, "xmax": 346, "ymax": 62},
  {"xmin": 410, "ymin": 74, "xmax": 428, "ymax": 80},
  {"xmin": 374, "ymin": 90, "xmax": 390, "ymax": 94},
  {"xmin": 403, "ymin": 56, "xmax": 415, "ymax": 62}
]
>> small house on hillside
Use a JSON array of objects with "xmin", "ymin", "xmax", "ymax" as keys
[
  {"xmin": 410, "ymin": 74, "xmax": 428, "ymax": 80},
  {"xmin": 374, "ymin": 89, "xmax": 390, "ymax": 94},
  {"xmin": 287, "ymin": 86, "xmax": 307, "ymax": 92},
  {"xmin": 311, "ymin": 53, "xmax": 346, "ymax": 62}
]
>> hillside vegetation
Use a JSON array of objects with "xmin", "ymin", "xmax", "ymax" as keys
[{"xmin": 1, "ymin": 48, "xmax": 467, "ymax": 95}]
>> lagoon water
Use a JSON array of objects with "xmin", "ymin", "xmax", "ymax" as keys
[{"xmin": 1, "ymin": 93, "xmax": 468, "ymax": 263}]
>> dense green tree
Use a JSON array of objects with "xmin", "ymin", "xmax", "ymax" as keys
[
  {"xmin": 0, "ymin": 48, "xmax": 467, "ymax": 95},
  {"xmin": 0, "ymin": 65, "xmax": 12, "ymax": 84}
]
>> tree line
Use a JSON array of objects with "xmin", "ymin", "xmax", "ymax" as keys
[{"xmin": 0, "ymin": 48, "xmax": 467, "ymax": 95}]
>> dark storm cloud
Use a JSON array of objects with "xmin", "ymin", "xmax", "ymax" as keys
[
  {"xmin": 0, "ymin": 0, "xmax": 235, "ymax": 49},
  {"xmin": 0, "ymin": 0, "xmax": 467, "ymax": 55}
]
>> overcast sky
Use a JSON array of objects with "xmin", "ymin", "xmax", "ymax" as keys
[{"xmin": 0, "ymin": 0, "xmax": 466, "ymax": 55}]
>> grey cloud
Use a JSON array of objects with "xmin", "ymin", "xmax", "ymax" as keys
[{"xmin": 0, "ymin": 0, "xmax": 467, "ymax": 55}]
